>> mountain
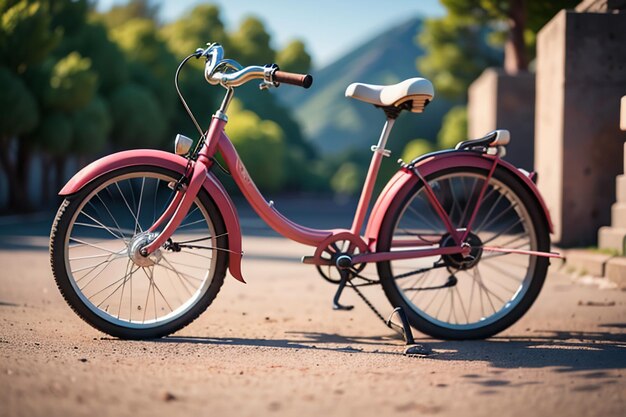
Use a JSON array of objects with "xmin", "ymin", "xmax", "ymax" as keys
[{"xmin": 277, "ymin": 17, "xmax": 455, "ymax": 156}]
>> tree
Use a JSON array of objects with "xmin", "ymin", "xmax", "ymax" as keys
[
  {"xmin": 276, "ymin": 40, "xmax": 311, "ymax": 74},
  {"xmin": 96, "ymin": 0, "xmax": 160, "ymax": 29},
  {"xmin": 417, "ymin": 17, "xmax": 501, "ymax": 99},
  {"xmin": 42, "ymin": 52, "xmax": 98, "ymax": 112},
  {"xmin": 0, "ymin": 67, "xmax": 39, "ymax": 138},
  {"xmin": 331, "ymin": 162, "xmax": 361, "ymax": 196},
  {"xmin": 71, "ymin": 96, "xmax": 111, "ymax": 154},
  {"xmin": 160, "ymin": 4, "xmax": 230, "ymax": 60},
  {"xmin": 418, "ymin": 0, "xmax": 579, "ymax": 97},
  {"xmin": 0, "ymin": 0, "xmax": 62, "ymax": 210},
  {"xmin": 437, "ymin": 105, "xmax": 467, "ymax": 150},
  {"xmin": 230, "ymin": 17, "xmax": 274, "ymax": 66},
  {"xmin": 0, "ymin": 67, "xmax": 39, "ymax": 210},
  {"xmin": 108, "ymin": 83, "xmax": 166, "ymax": 148},
  {"xmin": 437, "ymin": 0, "xmax": 578, "ymax": 74},
  {"xmin": 401, "ymin": 139, "xmax": 433, "ymax": 163},
  {"xmin": 59, "ymin": 21, "xmax": 129, "ymax": 95},
  {"xmin": 225, "ymin": 100, "xmax": 286, "ymax": 191},
  {"xmin": 110, "ymin": 18, "xmax": 178, "ymax": 126},
  {"xmin": 0, "ymin": 0, "xmax": 61, "ymax": 73}
]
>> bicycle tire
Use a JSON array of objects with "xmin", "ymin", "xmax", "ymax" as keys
[
  {"xmin": 376, "ymin": 166, "xmax": 550, "ymax": 340},
  {"xmin": 50, "ymin": 165, "xmax": 228, "ymax": 339}
]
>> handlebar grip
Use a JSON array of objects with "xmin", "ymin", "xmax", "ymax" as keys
[{"xmin": 273, "ymin": 71, "xmax": 313, "ymax": 89}]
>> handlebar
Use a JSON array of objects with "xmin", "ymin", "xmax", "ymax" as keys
[
  {"xmin": 273, "ymin": 71, "xmax": 313, "ymax": 89},
  {"xmin": 202, "ymin": 44, "xmax": 313, "ymax": 90}
]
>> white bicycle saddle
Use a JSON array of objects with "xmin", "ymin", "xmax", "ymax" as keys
[{"xmin": 345, "ymin": 78, "xmax": 434, "ymax": 113}]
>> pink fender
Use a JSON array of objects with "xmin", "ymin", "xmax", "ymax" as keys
[
  {"xmin": 363, "ymin": 151, "xmax": 554, "ymax": 250},
  {"xmin": 59, "ymin": 149, "xmax": 245, "ymax": 283}
]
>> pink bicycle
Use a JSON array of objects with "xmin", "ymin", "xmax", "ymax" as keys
[{"xmin": 50, "ymin": 44, "xmax": 560, "ymax": 344}]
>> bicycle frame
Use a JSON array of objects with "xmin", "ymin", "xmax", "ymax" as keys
[
  {"xmin": 60, "ymin": 89, "xmax": 560, "ymax": 284},
  {"xmin": 136, "ymin": 100, "xmax": 560, "ymax": 275}
]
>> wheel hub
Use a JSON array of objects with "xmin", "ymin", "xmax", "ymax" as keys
[
  {"xmin": 128, "ymin": 232, "xmax": 162, "ymax": 267},
  {"xmin": 440, "ymin": 232, "xmax": 483, "ymax": 270}
]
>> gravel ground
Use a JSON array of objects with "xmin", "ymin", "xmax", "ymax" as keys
[{"xmin": 1, "ymin": 214, "xmax": 625, "ymax": 417}]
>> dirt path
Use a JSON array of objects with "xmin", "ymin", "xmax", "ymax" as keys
[{"xmin": 1, "ymin": 235, "xmax": 625, "ymax": 417}]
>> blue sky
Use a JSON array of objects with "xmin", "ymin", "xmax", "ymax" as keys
[{"xmin": 95, "ymin": 0, "xmax": 445, "ymax": 68}]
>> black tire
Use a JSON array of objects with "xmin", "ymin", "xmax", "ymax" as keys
[
  {"xmin": 50, "ymin": 165, "xmax": 228, "ymax": 339},
  {"xmin": 376, "ymin": 166, "xmax": 550, "ymax": 340}
]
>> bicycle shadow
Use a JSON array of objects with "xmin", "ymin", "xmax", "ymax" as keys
[
  {"xmin": 153, "ymin": 323, "xmax": 626, "ymax": 371},
  {"xmin": 155, "ymin": 332, "xmax": 401, "ymax": 355},
  {"xmin": 420, "ymin": 328, "xmax": 626, "ymax": 373}
]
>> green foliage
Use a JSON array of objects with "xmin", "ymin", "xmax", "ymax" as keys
[
  {"xmin": 110, "ymin": 18, "xmax": 177, "ymax": 120},
  {"xmin": 437, "ymin": 105, "xmax": 467, "ymax": 150},
  {"xmin": 276, "ymin": 40, "xmax": 311, "ymax": 74},
  {"xmin": 32, "ymin": 112, "xmax": 73, "ymax": 154},
  {"xmin": 418, "ymin": 0, "xmax": 578, "ymax": 98},
  {"xmin": 49, "ymin": 0, "xmax": 89, "ymax": 37},
  {"xmin": 440, "ymin": 0, "xmax": 577, "ymax": 36},
  {"xmin": 0, "ymin": 0, "xmax": 61, "ymax": 72},
  {"xmin": 225, "ymin": 100, "xmax": 286, "ymax": 191},
  {"xmin": 1, "ymin": 0, "xmax": 320, "ymax": 208},
  {"xmin": 330, "ymin": 162, "xmax": 361, "ymax": 196},
  {"xmin": 401, "ymin": 139, "xmax": 434, "ymax": 163},
  {"xmin": 160, "ymin": 4, "xmax": 230, "ymax": 60},
  {"xmin": 62, "ymin": 21, "xmax": 128, "ymax": 95},
  {"xmin": 108, "ymin": 83, "xmax": 166, "ymax": 148},
  {"xmin": 418, "ymin": 17, "xmax": 501, "ymax": 99},
  {"xmin": 72, "ymin": 96, "xmax": 111, "ymax": 153},
  {"xmin": 230, "ymin": 17, "xmax": 274, "ymax": 66},
  {"xmin": 44, "ymin": 52, "xmax": 98, "ymax": 112},
  {"xmin": 0, "ymin": 66, "xmax": 39, "ymax": 137},
  {"xmin": 96, "ymin": 0, "xmax": 159, "ymax": 29}
]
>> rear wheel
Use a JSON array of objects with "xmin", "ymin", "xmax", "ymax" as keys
[
  {"xmin": 50, "ymin": 165, "xmax": 228, "ymax": 339},
  {"xmin": 376, "ymin": 167, "xmax": 550, "ymax": 340}
]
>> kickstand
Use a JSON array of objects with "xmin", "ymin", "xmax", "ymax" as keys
[
  {"xmin": 386, "ymin": 307, "xmax": 415, "ymax": 345},
  {"xmin": 333, "ymin": 267, "xmax": 431, "ymax": 356}
]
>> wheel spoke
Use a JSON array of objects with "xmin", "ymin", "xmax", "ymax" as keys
[
  {"xmin": 89, "ymin": 196, "xmax": 128, "ymax": 242},
  {"xmin": 69, "ymin": 237, "xmax": 125, "ymax": 255},
  {"xmin": 134, "ymin": 177, "xmax": 146, "ymax": 234},
  {"xmin": 115, "ymin": 182, "xmax": 143, "ymax": 234},
  {"xmin": 141, "ymin": 267, "xmax": 173, "ymax": 314},
  {"xmin": 383, "ymin": 170, "xmax": 544, "ymax": 334},
  {"xmin": 77, "ymin": 209, "xmax": 127, "ymax": 242},
  {"xmin": 56, "ymin": 169, "xmax": 224, "ymax": 333}
]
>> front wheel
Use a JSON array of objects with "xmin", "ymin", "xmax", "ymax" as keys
[
  {"xmin": 376, "ymin": 167, "xmax": 550, "ymax": 340},
  {"xmin": 50, "ymin": 165, "xmax": 228, "ymax": 339}
]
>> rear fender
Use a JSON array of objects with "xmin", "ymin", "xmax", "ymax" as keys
[
  {"xmin": 59, "ymin": 150, "xmax": 245, "ymax": 283},
  {"xmin": 364, "ymin": 151, "xmax": 554, "ymax": 250}
]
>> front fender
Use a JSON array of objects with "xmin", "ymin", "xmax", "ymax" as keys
[
  {"xmin": 364, "ymin": 151, "xmax": 554, "ymax": 249},
  {"xmin": 59, "ymin": 150, "xmax": 245, "ymax": 283}
]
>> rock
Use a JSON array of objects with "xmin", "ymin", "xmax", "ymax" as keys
[{"xmin": 161, "ymin": 391, "xmax": 177, "ymax": 402}]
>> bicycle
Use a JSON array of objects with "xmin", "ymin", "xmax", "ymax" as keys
[{"xmin": 50, "ymin": 43, "xmax": 561, "ymax": 348}]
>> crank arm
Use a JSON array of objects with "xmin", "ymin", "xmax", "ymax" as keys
[{"xmin": 301, "ymin": 255, "xmax": 333, "ymax": 266}]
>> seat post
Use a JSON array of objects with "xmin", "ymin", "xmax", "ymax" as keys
[{"xmin": 350, "ymin": 118, "xmax": 396, "ymax": 235}]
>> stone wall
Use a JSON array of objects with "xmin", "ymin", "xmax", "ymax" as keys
[
  {"xmin": 468, "ymin": 68, "xmax": 536, "ymax": 170},
  {"xmin": 535, "ymin": 10, "xmax": 626, "ymax": 246}
]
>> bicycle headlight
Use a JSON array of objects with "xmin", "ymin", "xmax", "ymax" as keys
[{"xmin": 174, "ymin": 134, "xmax": 193, "ymax": 155}]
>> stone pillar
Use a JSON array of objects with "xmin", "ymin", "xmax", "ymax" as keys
[
  {"xmin": 598, "ymin": 97, "xmax": 626, "ymax": 253},
  {"xmin": 468, "ymin": 68, "xmax": 535, "ymax": 170},
  {"xmin": 534, "ymin": 9, "xmax": 626, "ymax": 247}
]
